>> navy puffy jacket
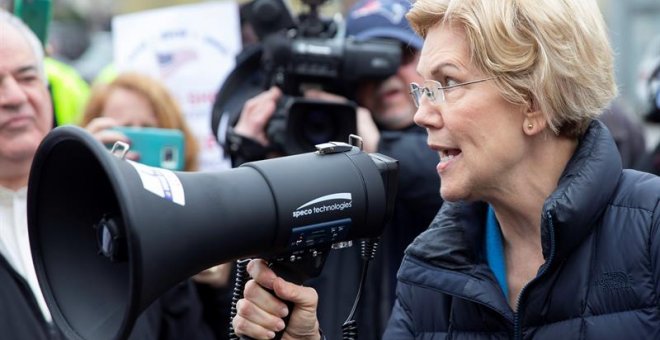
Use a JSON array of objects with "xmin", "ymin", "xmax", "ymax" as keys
[{"xmin": 384, "ymin": 120, "xmax": 660, "ymax": 339}]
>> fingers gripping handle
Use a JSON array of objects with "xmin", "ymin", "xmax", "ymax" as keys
[{"xmin": 240, "ymin": 261, "xmax": 307, "ymax": 340}]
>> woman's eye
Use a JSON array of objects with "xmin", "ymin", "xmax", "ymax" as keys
[{"xmin": 445, "ymin": 78, "xmax": 459, "ymax": 87}]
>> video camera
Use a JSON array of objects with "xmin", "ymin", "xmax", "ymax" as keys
[{"xmin": 213, "ymin": 0, "xmax": 401, "ymax": 156}]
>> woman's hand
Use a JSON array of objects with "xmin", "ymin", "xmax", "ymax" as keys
[
  {"xmin": 84, "ymin": 117, "xmax": 140, "ymax": 161},
  {"xmin": 232, "ymin": 259, "xmax": 321, "ymax": 340}
]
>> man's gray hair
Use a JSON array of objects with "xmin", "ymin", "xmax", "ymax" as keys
[{"xmin": 0, "ymin": 8, "xmax": 46, "ymax": 82}]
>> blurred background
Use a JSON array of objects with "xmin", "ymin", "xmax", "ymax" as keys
[{"xmin": 2, "ymin": 0, "xmax": 660, "ymax": 149}]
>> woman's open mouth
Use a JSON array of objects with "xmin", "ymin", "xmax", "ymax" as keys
[{"xmin": 438, "ymin": 148, "xmax": 462, "ymax": 172}]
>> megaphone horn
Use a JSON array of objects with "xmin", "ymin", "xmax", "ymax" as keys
[{"xmin": 28, "ymin": 126, "xmax": 397, "ymax": 340}]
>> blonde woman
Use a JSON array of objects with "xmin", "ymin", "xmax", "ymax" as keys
[{"xmin": 231, "ymin": 0, "xmax": 660, "ymax": 339}]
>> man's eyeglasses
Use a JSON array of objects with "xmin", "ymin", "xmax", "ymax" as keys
[{"xmin": 409, "ymin": 77, "xmax": 497, "ymax": 107}]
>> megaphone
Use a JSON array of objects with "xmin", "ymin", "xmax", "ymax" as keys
[{"xmin": 27, "ymin": 126, "xmax": 398, "ymax": 340}]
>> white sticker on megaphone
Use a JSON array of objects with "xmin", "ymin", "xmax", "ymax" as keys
[{"xmin": 127, "ymin": 160, "xmax": 186, "ymax": 206}]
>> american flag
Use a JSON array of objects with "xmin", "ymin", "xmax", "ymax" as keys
[
  {"xmin": 351, "ymin": 0, "xmax": 382, "ymax": 19},
  {"xmin": 350, "ymin": 0, "xmax": 405, "ymax": 24},
  {"xmin": 157, "ymin": 49, "xmax": 198, "ymax": 78}
]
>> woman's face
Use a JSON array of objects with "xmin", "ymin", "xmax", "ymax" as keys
[
  {"xmin": 102, "ymin": 87, "xmax": 159, "ymax": 127},
  {"xmin": 414, "ymin": 22, "xmax": 529, "ymax": 202}
]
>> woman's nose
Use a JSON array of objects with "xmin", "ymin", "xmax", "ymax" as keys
[{"xmin": 413, "ymin": 101, "xmax": 443, "ymax": 129}]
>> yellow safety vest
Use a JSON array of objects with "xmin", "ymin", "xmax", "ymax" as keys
[{"xmin": 45, "ymin": 57, "xmax": 90, "ymax": 126}]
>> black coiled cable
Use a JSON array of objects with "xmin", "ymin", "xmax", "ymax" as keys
[
  {"xmin": 228, "ymin": 239, "xmax": 379, "ymax": 340},
  {"xmin": 229, "ymin": 258, "xmax": 252, "ymax": 340},
  {"xmin": 341, "ymin": 238, "xmax": 379, "ymax": 340}
]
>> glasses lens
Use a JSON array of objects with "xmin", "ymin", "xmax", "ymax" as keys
[
  {"xmin": 424, "ymin": 80, "xmax": 440, "ymax": 104},
  {"xmin": 409, "ymin": 83, "xmax": 421, "ymax": 107}
]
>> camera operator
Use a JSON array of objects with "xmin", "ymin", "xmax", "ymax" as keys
[{"xmin": 228, "ymin": 0, "xmax": 443, "ymax": 338}]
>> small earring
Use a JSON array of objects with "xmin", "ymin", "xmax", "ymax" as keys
[{"xmin": 527, "ymin": 123, "xmax": 534, "ymax": 130}]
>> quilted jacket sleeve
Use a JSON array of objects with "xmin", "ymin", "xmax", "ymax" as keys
[{"xmin": 383, "ymin": 292, "xmax": 415, "ymax": 339}]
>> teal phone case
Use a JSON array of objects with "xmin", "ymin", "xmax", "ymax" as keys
[{"xmin": 110, "ymin": 127, "xmax": 185, "ymax": 171}]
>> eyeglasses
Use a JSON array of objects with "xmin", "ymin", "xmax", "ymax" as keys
[{"xmin": 409, "ymin": 77, "xmax": 497, "ymax": 107}]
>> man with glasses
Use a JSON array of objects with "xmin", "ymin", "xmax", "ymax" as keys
[{"xmin": 229, "ymin": 1, "xmax": 443, "ymax": 338}]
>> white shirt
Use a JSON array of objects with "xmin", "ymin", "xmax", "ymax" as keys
[{"xmin": 0, "ymin": 186, "xmax": 52, "ymax": 322}]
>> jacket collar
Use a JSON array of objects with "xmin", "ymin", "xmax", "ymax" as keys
[
  {"xmin": 540, "ymin": 119, "xmax": 621, "ymax": 261},
  {"xmin": 403, "ymin": 119, "xmax": 621, "ymax": 283}
]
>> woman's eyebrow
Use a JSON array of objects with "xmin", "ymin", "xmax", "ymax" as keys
[{"xmin": 430, "ymin": 62, "xmax": 459, "ymax": 78}]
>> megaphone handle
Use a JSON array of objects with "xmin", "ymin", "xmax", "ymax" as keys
[
  {"xmin": 269, "ymin": 261, "xmax": 306, "ymax": 340},
  {"xmin": 239, "ymin": 298, "xmax": 293, "ymax": 340},
  {"xmin": 272, "ymin": 297, "xmax": 296, "ymax": 340},
  {"xmin": 238, "ymin": 298, "xmax": 292, "ymax": 340},
  {"xmin": 239, "ymin": 261, "xmax": 305, "ymax": 340}
]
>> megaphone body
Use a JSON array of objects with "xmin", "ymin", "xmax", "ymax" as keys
[{"xmin": 27, "ymin": 126, "xmax": 398, "ymax": 340}]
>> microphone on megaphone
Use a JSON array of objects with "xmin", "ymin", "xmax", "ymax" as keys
[{"xmin": 27, "ymin": 126, "xmax": 398, "ymax": 340}]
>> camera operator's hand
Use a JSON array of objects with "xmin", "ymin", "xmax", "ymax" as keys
[
  {"xmin": 84, "ymin": 117, "xmax": 140, "ymax": 161},
  {"xmin": 234, "ymin": 86, "xmax": 282, "ymax": 147},
  {"xmin": 233, "ymin": 259, "xmax": 321, "ymax": 340},
  {"xmin": 304, "ymin": 89, "xmax": 380, "ymax": 153}
]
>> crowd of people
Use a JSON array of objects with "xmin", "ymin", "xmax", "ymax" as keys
[{"xmin": 1, "ymin": 0, "xmax": 659, "ymax": 339}]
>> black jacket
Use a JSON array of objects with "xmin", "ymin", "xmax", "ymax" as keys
[
  {"xmin": 384, "ymin": 120, "xmax": 660, "ymax": 339},
  {"xmin": 0, "ymin": 255, "xmax": 215, "ymax": 340},
  {"xmin": 0, "ymin": 255, "xmax": 60, "ymax": 339}
]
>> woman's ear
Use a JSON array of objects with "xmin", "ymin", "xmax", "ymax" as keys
[
  {"xmin": 522, "ymin": 99, "xmax": 547, "ymax": 135},
  {"xmin": 523, "ymin": 114, "xmax": 547, "ymax": 135}
]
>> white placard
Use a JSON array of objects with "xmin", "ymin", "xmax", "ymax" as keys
[{"xmin": 113, "ymin": 1, "xmax": 242, "ymax": 171}]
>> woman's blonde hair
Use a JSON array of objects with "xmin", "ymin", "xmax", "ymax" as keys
[
  {"xmin": 81, "ymin": 72, "xmax": 200, "ymax": 171},
  {"xmin": 407, "ymin": 0, "xmax": 617, "ymax": 137}
]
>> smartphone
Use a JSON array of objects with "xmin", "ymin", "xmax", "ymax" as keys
[{"xmin": 109, "ymin": 127, "xmax": 185, "ymax": 171}]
